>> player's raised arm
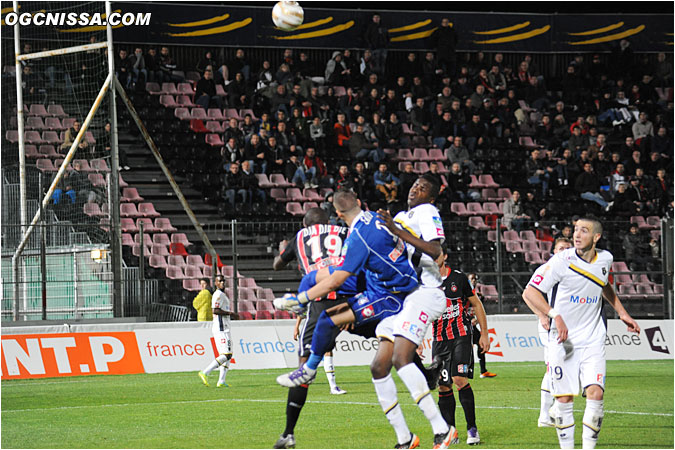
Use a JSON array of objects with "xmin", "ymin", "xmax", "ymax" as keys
[
  {"xmin": 602, "ymin": 283, "xmax": 640, "ymax": 333},
  {"xmin": 273, "ymin": 238, "xmax": 293, "ymax": 271},
  {"xmin": 377, "ymin": 208, "xmax": 442, "ymax": 260}
]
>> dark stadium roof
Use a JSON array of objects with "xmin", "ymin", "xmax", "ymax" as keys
[{"xmin": 202, "ymin": 1, "xmax": 674, "ymax": 15}]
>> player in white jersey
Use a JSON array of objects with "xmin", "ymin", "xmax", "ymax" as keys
[
  {"xmin": 198, "ymin": 275, "xmax": 239, "ymax": 387},
  {"xmin": 523, "ymin": 237, "xmax": 572, "ymax": 428},
  {"xmin": 522, "ymin": 217, "xmax": 640, "ymax": 449},
  {"xmin": 372, "ymin": 174, "xmax": 476, "ymax": 448}
]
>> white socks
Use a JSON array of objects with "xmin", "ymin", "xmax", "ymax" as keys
[
  {"xmin": 582, "ymin": 399, "xmax": 603, "ymax": 449},
  {"xmin": 204, "ymin": 354, "xmax": 229, "ymax": 375},
  {"xmin": 218, "ymin": 360, "xmax": 230, "ymax": 384},
  {"xmin": 324, "ymin": 355, "xmax": 337, "ymax": 390},
  {"xmin": 540, "ymin": 372, "xmax": 554, "ymax": 423},
  {"xmin": 397, "ymin": 363, "xmax": 449, "ymax": 436},
  {"xmin": 373, "ymin": 374, "xmax": 411, "ymax": 445},
  {"xmin": 552, "ymin": 400, "xmax": 575, "ymax": 449}
]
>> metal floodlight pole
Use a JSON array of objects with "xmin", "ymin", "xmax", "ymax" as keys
[
  {"xmin": 12, "ymin": 73, "xmax": 113, "ymax": 320},
  {"xmin": 39, "ymin": 173, "xmax": 47, "ymax": 320},
  {"xmin": 106, "ymin": 0, "xmax": 123, "ymax": 317},
  {"xmin": 662, "ymin": 218, "xmax": 673, "ymax": 319},
  {"xmin": 496, "ymin": 218, "xmax": 503, "ymax": 314},
  {"xmin": 13, "ymin": 0, "xmax": 26, "ymax": 321},
  {"xmin": 139, "ymin": 221, "xmax": 146, "ymax": 308},
  {"xmin": 13, "ymin": 0, "xmax": 26, "ymax": 235},
  {"xmin": 232, "ymin": 220, "xmax": 239, "ymax": 314},
  {"xmin": 113, "ymin": 76, "xmax": 219, "ymax": 273}
]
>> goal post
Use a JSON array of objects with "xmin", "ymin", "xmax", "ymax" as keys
[{"xmin": 8, "ymin": 0, "xmax": 118, "ymax": 321}]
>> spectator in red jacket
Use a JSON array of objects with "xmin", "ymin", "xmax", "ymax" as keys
[
  {"xmin": 333, "ymin": 112, "xmax": 352, "ymax": 154},
  {"xmin": 303, "ymin": 147, "xmax": 330, "ymax": 187}
]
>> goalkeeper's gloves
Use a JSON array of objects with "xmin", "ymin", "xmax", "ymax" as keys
[{"xmin": 273, "ymin": 292, "xmax": 310, "ymax": 314}]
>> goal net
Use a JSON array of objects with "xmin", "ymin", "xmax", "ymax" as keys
[{"xmin": 2, "ymin": 1, "xmax": 117, "ymax": 320}]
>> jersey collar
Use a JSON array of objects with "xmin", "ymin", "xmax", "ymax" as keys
[{"xmin": 350, "ymin": 210, "xmax": 366, "ymax": 233}]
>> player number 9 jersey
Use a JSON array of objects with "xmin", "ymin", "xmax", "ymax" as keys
[{"xmin": 527, "ymin": 247, "xmax": 613, "ymax": 348}]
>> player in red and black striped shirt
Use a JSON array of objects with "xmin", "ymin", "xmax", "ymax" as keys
[{"xmin": 432, "ymin": 245, "xmax": 490, "ymax": 445}]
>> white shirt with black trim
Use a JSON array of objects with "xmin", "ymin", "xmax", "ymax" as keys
[{"xmin": 527, "ymin": 247, "xmax": 613, "ymax": 348}]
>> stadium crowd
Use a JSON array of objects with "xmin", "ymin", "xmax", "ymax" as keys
[
  {"xmin": 112, "ymin": 42, "xmax": 673, "ymax": 224},
  {"xmin": 6, "ymin": 29, "xmax": 673, "ymax": 279}
]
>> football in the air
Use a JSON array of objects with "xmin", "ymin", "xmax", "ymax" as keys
[{"xmin": 272, "ymin": 1, "xmax": 304, "ymax": 31}]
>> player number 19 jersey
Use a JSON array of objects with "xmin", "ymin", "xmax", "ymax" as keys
[{"xmin": 527, "ymin": 247, "xmax": 612, "ymax": 348}]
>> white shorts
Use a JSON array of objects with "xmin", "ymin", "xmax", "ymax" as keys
[
  {"xmin": 375, "ymin": 286, "xmax": 446, "ymax": 346},
  {"xmin": 213, "ymin": 330, "xmax": 233, "ymax": 355},
  {"xmin": 548, "ymin": 342, "xmax": 605, "ymax": 397},
  {"xmin": 538, "ymin": 325, "xmax": 549, "ymax": 364}
]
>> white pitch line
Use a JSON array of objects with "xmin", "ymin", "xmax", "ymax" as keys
[{"xmin": 3, "ymin": 397, "xmax": 673, "ymax": 417}]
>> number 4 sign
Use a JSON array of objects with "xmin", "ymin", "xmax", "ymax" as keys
[{"xmin": 645, "ymin": 327, "xmax": 670, "ymax": 354}]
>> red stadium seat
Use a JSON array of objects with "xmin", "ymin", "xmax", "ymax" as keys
[
  {"xmin": 413, "ymin": 148, "xmax": 431, "ymax": 161},
  {"xmin": 120, "ymin": 218, "xmax": 138, "ymax": 233},
  {"xmin": 171, "ymin": 233, "xmax": 193, "ymax": 247},
  {"xmin": 155, "ymin": 218, "xmax": 178, "ymax": 232},
  {"xmin": 256, "ymin": 310, "xmax": 273, "ymax": 320},
  {"xmin": 450, "ymin": 202, "xmax": 469, "ymax": 217},
  {"xmin": 90, "ymin": 159, "xmax": 110, "ymax": 172},
  {"xmin": 190, "ymin": 119, "xmax": 209, "ymax": 133},
  {"xmin": 121, "ymin": 233, "xmax": 135, "ymax": 247},
  {"xmin": 205, "ymin": 253, "xmax": 225, "ymax": 269},
  {"xmin": 182, "ymin": 278, "xmax": 202, "ymax": 291},
  {"xmin": 134, "ymin": 233, "xmax": 153, "ymax": 247},
  {"xmin": 161, "ymin": 82, "xmax": 179, "ymax": 95},
  {"xmin": 150, "ymin": 255, "xmax": 168, "ymax": 270},
  {"xmin": 28, "ymin": 104, "xmax": 48, "ymax": 117},
  {"xmin": 152, "ymin": 233, "xmax": 171, "ymax": 246},
  {"xmin": 36, "ymin": 159, "xmax": 56, "ymax": 172},
  {"xmin": 166, "ymin": 266, "xmax": 185, "ymax": 280},
  {"xmin": 139, "ymin": 202, "xmax": 161, "ymax": 218},
  {"xmin": 207, "ymin": 108, "xmax": 224, "ymax": 120},
  {"xmin": 47, "ymin": 104, "xmax": 67, "ymax": 117},
  {"xmin": 83, "ymin": 202, "xmax": 102, "ymax": 217},
  {"xmin": 168, "ymin": 255, "xmax": 187, "ymax": 268},
  {"xmin": 286, "ymin": 202, "xmax": 303, "ymax": 216},
  {"xmin": 395, "ymin": 148, "xmax": 414, "ymax": 161},
  {"xmin": 121, "ymin": 187, "xmax": 144, "ymax": 202},
  {"xmin": 120, "ymin": 203, "xmax": 142, "ymax": 218},
  {"xmin": 468, "ymin": 216, "xmax": 490, "ymax": 230},
  {"xmin": 274, "ymin": 310, "xmax": 292, "ymax": 320},
  {"xmin": 39, "ymin": 145, "xmax": 60, "ymax": 158},
  {"xmin": 184, "ymin": 266, "xmax": 204, "ymax": 278}
]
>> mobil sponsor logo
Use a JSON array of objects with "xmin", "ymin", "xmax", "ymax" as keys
[
  {"xmin": 569, "ymin": 294, "xmax": 600, "ymax": 304},
  {"xmin": 1, "ymin": 332, "xmax": 143, "ymax": 379}
]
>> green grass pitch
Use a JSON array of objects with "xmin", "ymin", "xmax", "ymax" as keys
[{"xmin": 2, "ymin": 360, "xmax": 672, "ymax": 449}]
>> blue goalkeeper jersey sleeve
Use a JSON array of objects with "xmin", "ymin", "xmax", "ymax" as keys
[{"xmin": 339, "ymin": 211, "xmax": 418, "ymax": 294}]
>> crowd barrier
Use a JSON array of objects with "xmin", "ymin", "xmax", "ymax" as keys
[{"xmin": 2, "ymin": 317, "xmax": 672, "ymax": 380}]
